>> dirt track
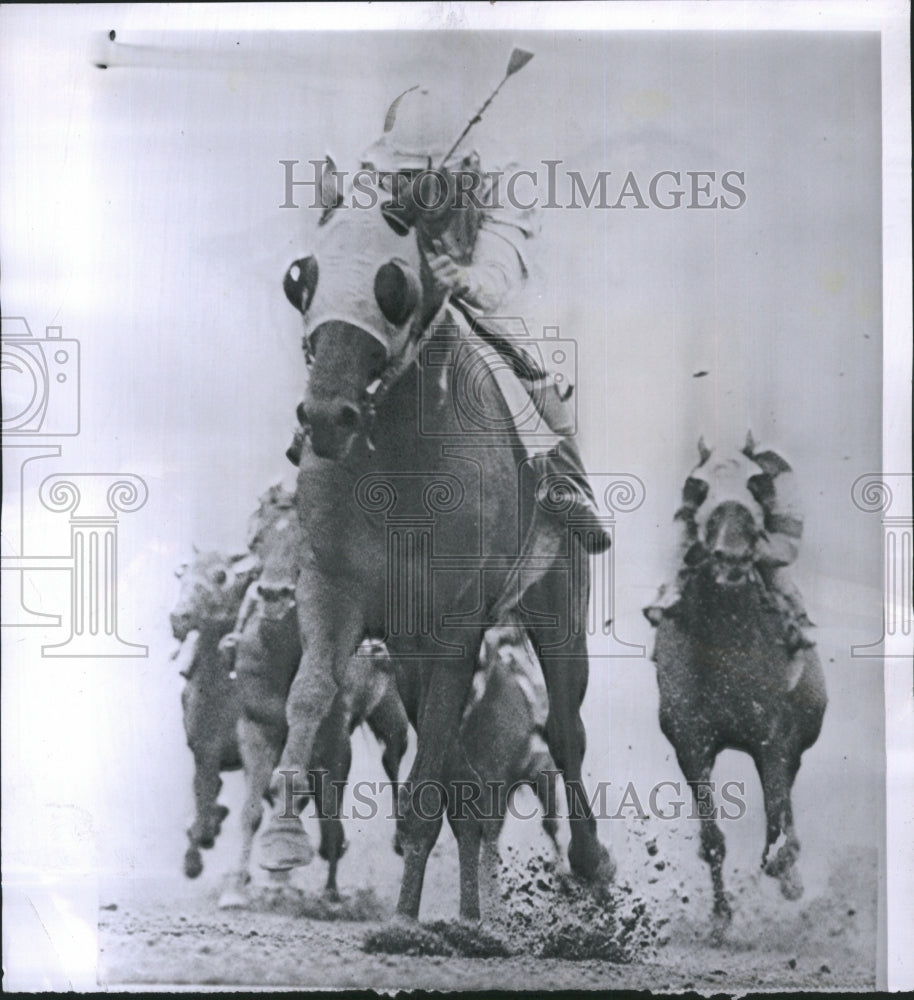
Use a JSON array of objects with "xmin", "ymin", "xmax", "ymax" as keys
[
  {"xmin": 96, "ymin": 614, "xmax": 881, "ymax": 992},
  {"xmin": 97, "ymin": 808, "xmax": 877, "ymax": 991}
]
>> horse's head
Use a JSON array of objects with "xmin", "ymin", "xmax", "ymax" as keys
[
  {"xmin": 246, "ymin": 482, "xmax": 296, "ymax": 555},
  {"xmin": 702, "ymin": 501, "xmax": 761, "ymax": 588},
  {"xmin": 241, "ymin": 483, "xmax": 300, "ymax": 618},
  {"xmin": 686, "ymin": 443, "xmax": 768, "ymax": 590},
  {"xmin": 170, "ymin": 549, "xmax": 260, "ymax": 640},
  {"xmin": 283, "ymin": 170, "xmax": 457, "ymax": 460}
]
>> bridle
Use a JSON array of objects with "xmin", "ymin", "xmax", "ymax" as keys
[{"xmin": 292, "ymin": 212, "xmax": 451, "ymax": 455}]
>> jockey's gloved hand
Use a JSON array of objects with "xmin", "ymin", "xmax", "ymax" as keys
[{"xmin": 428, "ymin": 254, "xmax": 471, "ymax": 298}]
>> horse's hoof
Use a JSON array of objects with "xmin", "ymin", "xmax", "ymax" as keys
[
  {"xmin": 218, "ymin": 871, "xmax": 251, "ymax": 909},
  {"xmin": 183, "ymin": 848, "xmax": 203, "ymax": 879},
  {"xmin": 597, "ymin": 845, "xmax": 617, "ymax": 884},
  {"xmin": 779, "ymin": 864, "xmax": 804, "ymax": 901},
  {"xmin": 569, "ymin": 837, "xmax": 614, "ymax": 886},
  {"xmin": 708, "ymin": 894, "xmax": 733, "ymax": 945},
  {"xmin": 259, "ymin": 820, "xmax": 314, "ymax": 871},
  {"xmin": 322, "ymin": 887, "xmax": 343, "ymax": 905}
]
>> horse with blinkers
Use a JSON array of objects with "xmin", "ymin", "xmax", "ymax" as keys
[
  {"xmin": 651, "ymin": 445, "xmax": 827, "ymax": 937},
  {"xmin": 259, "ymin": 165, "xmax": 612, "ymax": 923}
]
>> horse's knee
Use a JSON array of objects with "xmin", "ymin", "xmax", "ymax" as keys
[
  {"xmin": 242, "ymin": 797, "xmax": 265, "ymax": 834},
  {"xmin": 699, "ymin": 822, "xmax": 726, "ymax": 865},
  {"xmin": 396, "ymin": 783, "xmax": 445, "ymax": 854},
  {"xmin": 382, "ymin": 723, "xmax": 409, "ymax": 774}
]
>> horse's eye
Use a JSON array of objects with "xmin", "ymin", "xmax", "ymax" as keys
[
  {"xmin": 381, "ymin": 201, "xmax": 412, "ymax": 236},
  {"xmin": 682, "ymin": 477, "xmax": 709, "ymax": 508},
  {"xmin": 283, "ymin": 256, "xmax": 319, "ymax": 314},
  {"xmin": 212, "ymin": 569, "xmax": 228, "ymax": 586},
  {"xmin": 375, "ymin": 260, "xmax": 420, "ymax": 326}
]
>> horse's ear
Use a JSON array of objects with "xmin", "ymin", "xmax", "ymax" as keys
[
  {"xmin": 743, "ymin": 430, "xmax": 757, "ymax": 457},
  {"xmin": 316, "ymin": 154, "xmax": 343, "ymax": 211},
  {"xmin": 697, "ymin": 436, "xmax": 711, "ymax": 464}
]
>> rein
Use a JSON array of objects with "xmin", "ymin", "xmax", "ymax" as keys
[{"xmin": 300, "ymin": 227, "xmax": 450, "ymax": 455}]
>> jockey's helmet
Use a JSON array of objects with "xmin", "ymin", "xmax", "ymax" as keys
[{"xmin": 361, "ymin": 87, "xmax": 475, "ymax": 174}]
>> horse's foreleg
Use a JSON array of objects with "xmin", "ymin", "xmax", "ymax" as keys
[
  {"xmin": 366, "ymin": 683, "xmax": 410, "ymax": 856},
  {"xmin": 396, "ymin": 659, "xmax": 475, "ymax": 921},
  {"xmin": 184, "ymin": 752, "xmax": 223, "ymax": 878},
  {"xmin": 453, "ymin": 815, "xmax": 483, "ymax": 923},
  {"xmin": 531, "ymin": 752, "xmax": 561, "ymax": 853},
  {"xmin": 260, "ymin": 613, "xmax": 362, "ymax": 872},
  {"xmin": 219, "ymin": 715, "xmax": 280, "ymax": 908},
  {"xmin": 538, "ymin": 653, "xmax": 611, "ymax": 885},
  {"xmin": 479, "ymin": 828, "xmax": 503, "ymax": 924},
  {"xmin": 758, "ymin": 746, "xmax": 804, "ymax": 899},
  {"xmin": 678, "ymin": 747, "xmax": 731, "ymax": 933},
  {"xmin": 313, "ymin": 697, "xmax": 353, "ymax": 903}
]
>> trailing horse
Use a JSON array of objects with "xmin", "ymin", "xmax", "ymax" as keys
[
  {"xmin": 170, "ymin": 548, "xmax": 259, "ymax": 878},
  {"xmin": 444, "ymin": 622, "xmax": 560, "ymax": 922},
  {"xmin": 258, "ymin": 169, "xmax": 611, "ymax": 923},
  {"xmin": 218, "ymin": 485, "xmax": 408, "ymax": 908},
  {"xmin": 651, "ymin": 452, "xmax": 827, "ymax": 936}
]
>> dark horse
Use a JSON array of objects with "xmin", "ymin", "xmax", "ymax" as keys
[
  {"xmin": 258, "ymin": 169, "xmax": 611, "ymax": 922},
  {"xmin": 652, "ymin": 479, "xmax": 827, "ymax": 935},
  {"xmin": 218, "ymin": 484, "xmax": 409, "ymax": 907},
  {"xmin": 171, "ymin": 547, "xmax": 259, "ymax": 878}
]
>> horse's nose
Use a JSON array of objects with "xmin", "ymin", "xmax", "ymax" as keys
[
  {"xmin": 170, "ymin": 612, "xmax": 192, "ymax": 640},
  {"xmin": 306, "ymin": 399, "xmax": 364, "ymax": 459}
]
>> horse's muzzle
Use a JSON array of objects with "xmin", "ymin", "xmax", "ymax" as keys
[
  {"xmin": 170, "ymin": 612, "xmax": 193, "ymax": 641},
  {"xmin": 304, "ymin": 399, "xmax": 364, "ymax": 460},
  {"xmin": 712, "ymin": 554, "xmax": 753, "ymax": 588},
  {"xmin": 257, "ymin": 582, "xmax": 297, "ymax": 620}
]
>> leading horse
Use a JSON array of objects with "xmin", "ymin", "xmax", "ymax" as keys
[
  {"xmin": 651, "ymin": 448, "xmax": 827, "ymax": 936},
  {"xmin": 259, "ymin": 170, "xmax": 611, "ymax": 922}
]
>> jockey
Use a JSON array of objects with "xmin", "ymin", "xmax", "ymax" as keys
[
  {"xmin": 643, "ymin": 440, "xmax": 815, "ymax": 657},
  {"xmin": 350, "ymin": 87, "xmax": 612, "ymax": 552}
]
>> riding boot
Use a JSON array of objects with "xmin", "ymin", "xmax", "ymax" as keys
[
  {"xmin": 530, "ymin": 446, "xmax": 612, "ymax": 554},
  {"xmin": 785, "ymin": 645, "xmax": 813, "ymax": 692},
  {"xmin": 643, "ymin": 515, "xmax": 698, "ymax": 625},
  {"xmin": 286, "ymin": 425, "xmax": 305, "ymax": 467}
]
